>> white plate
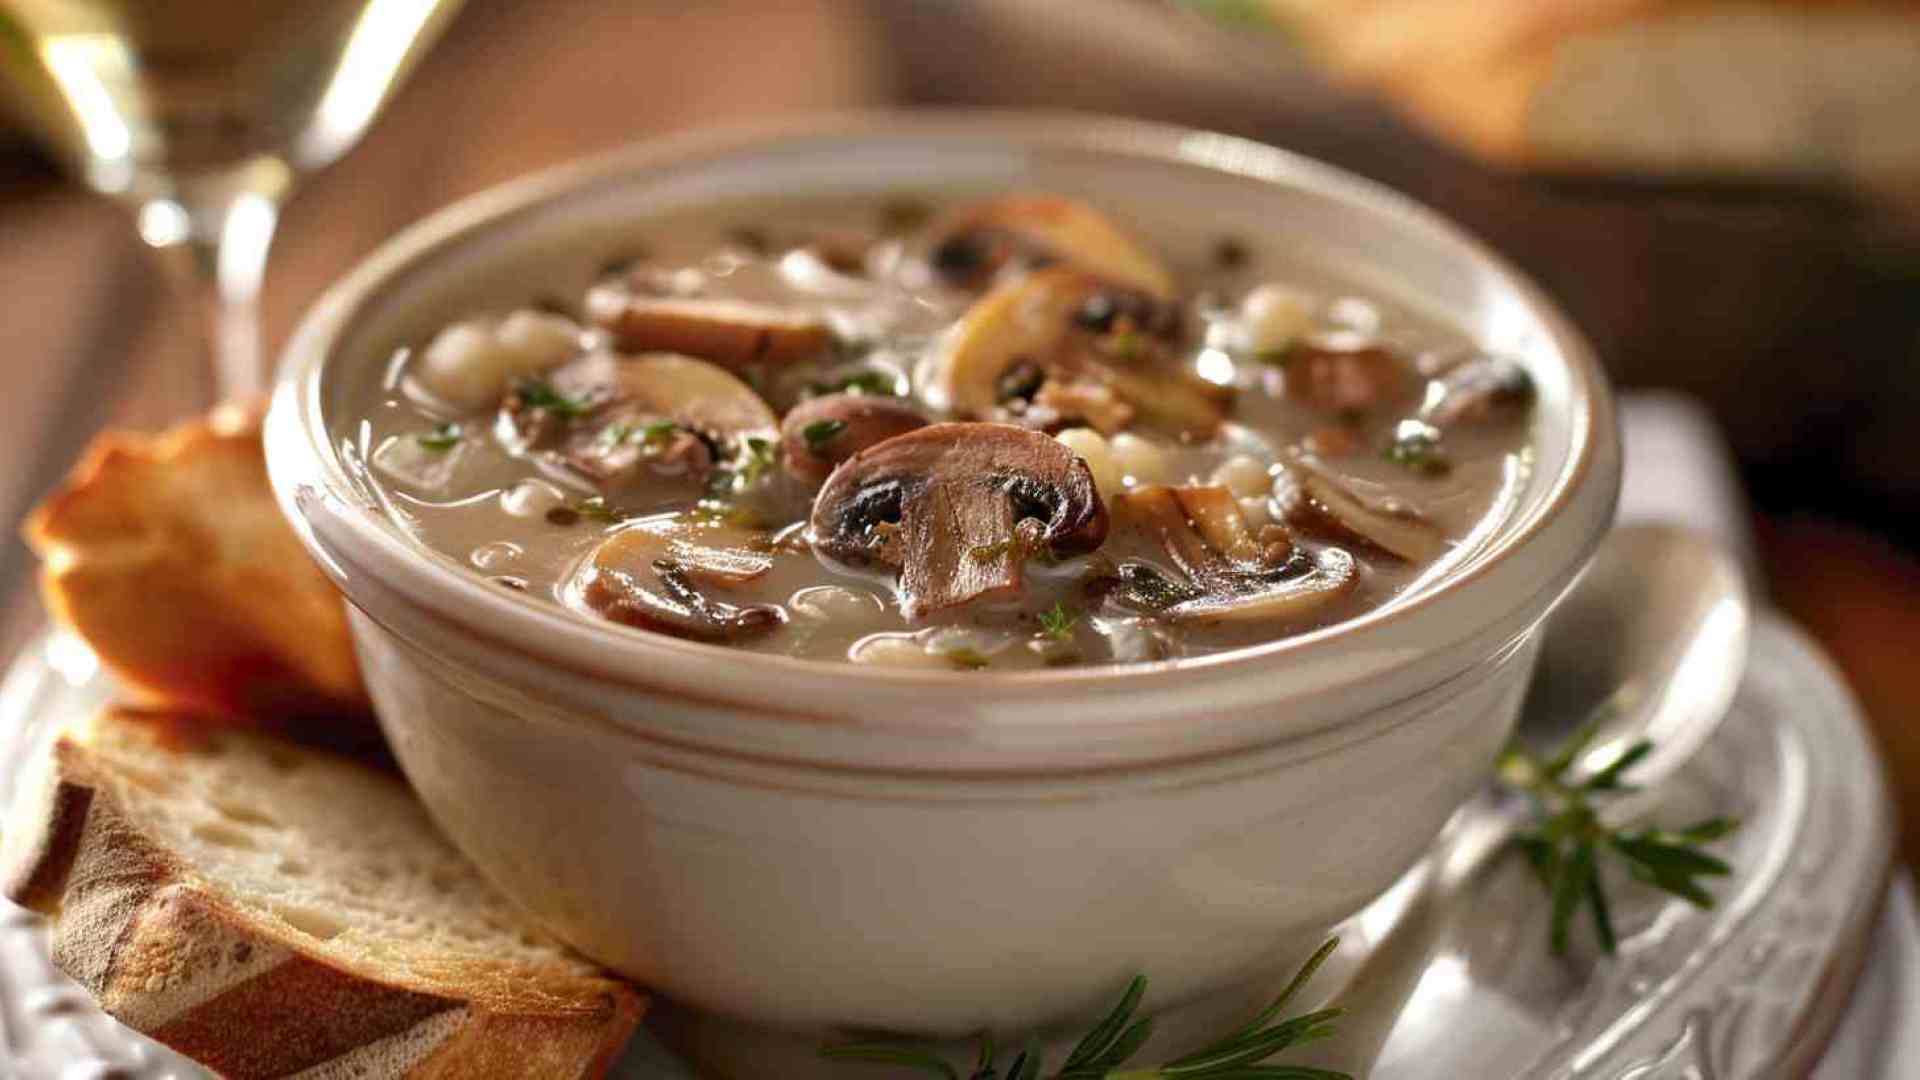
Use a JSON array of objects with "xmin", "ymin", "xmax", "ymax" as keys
[{"xmin": 0, "ymin": 614, "xmax": 1892, "ymax": 1078}]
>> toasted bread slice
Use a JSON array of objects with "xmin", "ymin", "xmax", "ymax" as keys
[
  {"xmin": 1, "ymin": 707, "xmax": 643, "ymax": 1078},
  {"xmin": 25, "ymin": 402, "xmax": 372, "ymax": 740},
  {"xmin": 1267, "ymin": 0, "xmax": 1920, "ymax": 180}
]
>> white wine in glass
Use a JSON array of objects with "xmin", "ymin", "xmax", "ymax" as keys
[{"xmin": 0, "ymin": 0, "xmax": 464, "ymax": 397}]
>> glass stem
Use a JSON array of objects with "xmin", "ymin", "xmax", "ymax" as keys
[{"xmin": 138, "ymin": 160, "xmax": 291, "ymax": 402}]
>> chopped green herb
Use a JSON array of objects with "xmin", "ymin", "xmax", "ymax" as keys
[
  {"xmin": 810, "ymin": 370, "xmax": 901, "ymax": 398},
  {"xmin": 416, "ymin": 422, "xmax": 462, "ymax": 451},
  {"xmin": 1108, "ymin": 329, "xmax": 1142, "ymax": 362},
  {"xmin": 516, "ymin": 378, "xmax": 588, "ymax": 418},
  {"xmin": 1256, "ymin": 344, "xmax": 1299, "ymax": 368},
  {"xmin": 736, "ymin": 436, "xmax": 778, "ymax": 489},
  {"xmin": 597, "ymin": 422, "xmax": 633, "ymax": 448},
  {"xmin": 1384, "ymin": 422, "xmax": 1452, "ymax": 477},
  {"xmin": 1038, "ymin": 602, "xmax": 1079, "ymax": 641},
  {"xmin": 576, "ymin": 496, "xmax": 622, "ymax": 523},
  {"xmin": 801, "ymin": 419, "xmax": 848, "ymax": 449},
  {"xmin": 941, "ymin": 647, "xmax": 991, "ymax": 671}
]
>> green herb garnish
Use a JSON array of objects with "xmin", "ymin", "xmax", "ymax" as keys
[
  {"xmin": 802, "ymin": 419, "xmax": 848, "ymax": 449},
  {"xmin": 1108, "ymin": 329, "xmax": 1142, "ymax": 363},
  {"xmin": 737, "ymin": 436, "xmax": 778, "ymax": 489},
  {"xmin": 824, "ymin": 938, "xmax": 1347, "ymax": 1079},
  {"xmin": 1383, "ymin": 425, "xmax": 1451, "ymax": 477},
  {"xmin": 641, "ymin": 419, "xmax": 680, "ymax": 443},
  {"xmin": 416, "ymin": 422, "xmax": 462, "ymax": 451},
  {"xmin": 1500, "ymin": 721, "xmax": 1739, "ymax": 954},
  {"xmin": 516, "ymin": 378, "xmax": 588, "ymax": 418},
  {"xmin": 940, "ymin": 647, "xmax": 992, "ymax": 671},
  {"xmin": 811, "ymin": 370, "xmax": 902, "ymax": 398},
  {"xmin": 1038, "ymin": 602, "xmax": 1079, "ymax": 642},
  {"xmin": 575, "ymin": 496, "xmax": 623, "ymax": 523}
]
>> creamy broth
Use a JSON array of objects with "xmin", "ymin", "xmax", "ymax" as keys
[{"xmin": 346, "ymin": 194, "xmax": 1533, "ymax": 670}]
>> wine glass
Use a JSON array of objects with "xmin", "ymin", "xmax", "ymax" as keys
[{"xmin": 0, "ymin": 0, "xmax": 465, "ymax": 399}]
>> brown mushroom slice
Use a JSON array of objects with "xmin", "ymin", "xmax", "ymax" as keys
[
  {"xmin": 809, "ymin": 423, "xmax": 1108, "ymax": 619},
  {"xmin": 780, "ymin": 393, "xmax": 929, "ymax": 484},
  {"xmin": 572, "ymin": 516, "xmax": 784, "ymax": 642},
  {"xmin": 1280, "ymin": 342, "xmax": 1418, "ymax": 417},
  {"xmin": 930, "ymin": 268, "xmax": 1230, "ymax": 439},
  {"xmin": 1275, "ymin": 457, "xmax": 1445, "ymax": 563},
  {"xmin": 1111, "ymin": 485, "xmax": 1349, "ymax": 623},
  {"xmin": 1423, "ymin": 356, "xmax": 1534, "ymax": 427},
  {"xmin": 1167, "ymin": 547, "xmax": 1358, "ymax": 623},
  {"xmin": 516, "ymin": 351, "xmax": 777, "ymax": 494},
  {"xmin": 584, "ymin": 292, "xmax": 833, "ymax": 368},
  {"xmin": 925, "ymin": 194, "xmax": 1176, "ymax": 300}
]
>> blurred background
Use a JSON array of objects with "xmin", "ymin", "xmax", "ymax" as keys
[{"xmin": 1, "ymin": 0, "xmax": 1916, "ymax": 845}]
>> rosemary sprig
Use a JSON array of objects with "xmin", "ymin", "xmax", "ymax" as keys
[
  {"xmin": 1498, "ymin": 722, "xmax": 1738, "ymax": 954},
  {"xmin": 823, "ymin": 938, "xmax": 1348, "ymax": 1080}
]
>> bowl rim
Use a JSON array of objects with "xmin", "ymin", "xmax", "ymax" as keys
[{"xmin": 267, "ymin": 108, "xmax": 1617, "ymax": 713}]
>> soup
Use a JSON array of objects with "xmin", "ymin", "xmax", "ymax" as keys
[{"xmin": 346, "ymin": 194, "xmax": 1534, "ymax": 670}]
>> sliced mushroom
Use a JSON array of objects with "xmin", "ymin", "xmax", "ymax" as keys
[
  {"xmin": 584, "ymin": 289, "xmax": 833, "ymax": 368},
  {"xmin": 1423, "ymin": 356, "xmax": 1534, "ymax": 427},
  {"xmin": 809, "ymin": 423, "xmax": 1108, "ymax": 619},
  {"xmin": 930, "ymin": 268, "xmax": 1231, "ymax": 439},
  {"xmin": 506, "ymin": 351, "xmax": 776, "ymax": 495},
  {"xmin": 1109, "ymin": 484, "xmax": 1353, "ymax": 623},
  {"xmin": 1277, "ymin": 342, "xmax": 1417, "ymax": 417},
  {"xmin": 571, "ymin": 515, "xmax": 785, "ymax": 642},
  {"xmin": 780, "ymin": 393, "xmax": 929, "ymax": 484},
  {"xmin": 924, "ymin": 194, "xmax": 1176, "ymax": 300},
  {"xmin": 1274, "ymin": 456, "xmax": 1444, "ymax": 562}
]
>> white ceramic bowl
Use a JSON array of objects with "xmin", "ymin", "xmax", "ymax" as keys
[{"xmin": 265, "ymin": 114, "xmax": 1619, "ymax": 1046}]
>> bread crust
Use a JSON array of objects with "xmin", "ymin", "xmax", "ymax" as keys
[
  {"xmin": 24, "ymin": 402, "xmax": 377, "ymax": 752},
  {"xmin": 1268, "ymin": 0, "xmax": 1920, "ymax": 175},
  {"xmin": 1, "ymin": 712, "xmax": 643, "ymax": 1079}
]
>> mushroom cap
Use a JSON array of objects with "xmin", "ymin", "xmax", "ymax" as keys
[
  {"xmin": 509, "ymin": 351, "xmax": 777, "ymax": 499},
  {"xmin": 569, "ymin": 514, "xmax": 785, "ymax": 642},
  {"xmin": 780, "ymin": 392, "xmax": 929, "ymax": 485},
  {"xmin": 547, "ymin": 351, "xmax": 778, "ymax": 439},
  {"xmin": 929, "ymin": 267, "xmax": 1231, "ymax": 439},
  {"xmin": 809, "ymin": 422, "xmax": 1109, "ymax": 619},
  {"xmin": 924, "ymin": 195, "xmax": 1177, "ymax": 300},
  {"xmin": 1109, "ymin": 484, "xmax": 1354, "ymax": 623}
]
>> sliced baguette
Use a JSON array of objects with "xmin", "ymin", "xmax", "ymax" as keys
[
  {"xmin": 24, "ymin": 401, "xmax": 373, "ymax": 744},
  {"xmin": 1, "ymin": 707, "xmax": 642, "ymax": 1078},
  {"xmin": 1267, "ymin": 0, "xmax": 1920, "ymax": 180}
]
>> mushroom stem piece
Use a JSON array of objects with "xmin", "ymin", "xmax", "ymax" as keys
[
  {"xmin": 585, "ymin": 292, "xmax": 834, "ymax": 369},
  {"xmin": 810, "ymin": 423, "xmax": 1109, "ymax": 619}
]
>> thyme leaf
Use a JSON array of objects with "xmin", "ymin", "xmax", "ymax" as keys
[
  {"xmin": 1038, "ymin": 602, "xmax": 1079, "ymax": 642},
  {"xmin": 516, "ymin": 378, "xmax": 588, "ymax": 418},
  {"xmin": 416, "ymin": 422, "xmax": 462, "ymax": 451},
  {"xmin": 802, "ymin": 419, "xmax": 848, "ymax": 449}
]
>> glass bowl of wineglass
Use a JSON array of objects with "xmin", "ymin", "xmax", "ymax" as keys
[{"xmin": 0, "ymin": 0, "xmax": 466, "ymax": 400}]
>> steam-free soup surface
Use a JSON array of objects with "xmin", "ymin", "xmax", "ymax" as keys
[{"xmin": 346, "ymin": 194, "xmax": 1534, "ymax": 670}]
